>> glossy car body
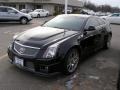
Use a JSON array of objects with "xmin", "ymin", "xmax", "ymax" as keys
[
  {"xmin": 8, "ymin": 14, "xmax": 112, "ymax": 75},
  {"xmin": 0, "ymin": 6, "xmax": 32, "ymax": 24},
  {"xmin": 29, "ymin": 9, "xmax": 49, "ymax": 18},
  {"xmin": 101, "ymin": 13, "xmax": 120, "ymax": 24}
]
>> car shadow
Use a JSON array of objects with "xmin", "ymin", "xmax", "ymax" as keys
[
  {"xmin": 9, "ymin": 48, "xmax": 116, "ymax": 78},
  {"xmin": 8, "ymin": 49, "xmax": 105, "ymax": 81},
  {"xmin": 10, "ymin": 65, "xmax": 70, "ymax": 83},
  {"xmin": 6, "ymin": 47, "xmax": 120, "ymax": 90},
  {"xmin": 111, "ymin": 23, "xmax": 120, "ymax": 25}
]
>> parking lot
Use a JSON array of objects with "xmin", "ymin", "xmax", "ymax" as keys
[{"xmin": 0, "ymin": 17, "xmax": 119, "ymax": 90}]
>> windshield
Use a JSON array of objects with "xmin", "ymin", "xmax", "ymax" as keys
[
  {"xmin": 43, "ymin": 15, "xmax": 86, "ymax": 31},
  {"xmin": 11, "ymin": 8, "xmax": 19, "ymax": 13}
]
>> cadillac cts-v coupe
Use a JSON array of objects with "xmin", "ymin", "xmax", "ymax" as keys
[{"xmin": 8, "ymin": 14, "xmax": 112, "ymax": 75}]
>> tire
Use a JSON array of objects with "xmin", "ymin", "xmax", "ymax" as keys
[
  {"xmin": 20, "ymin": 17, "xmax": 28, "ymax": 24},
  {"xmin": 117, "ymin": 71, "xmax": 120, "ymax": 90},
  {"xmin": 103, "ymin": 36, "xmax": 111, "ymax": 49},
  {"xmin": 46, "ymin": 13, "xmax": 48, "ymax": 17},
  {"xmin": 37, "ymin": 14, "xmax": 40, "ymax": 18},
  {"xmin": 62, "ymin": 48, "xmax": 80, "ymax": 75}
]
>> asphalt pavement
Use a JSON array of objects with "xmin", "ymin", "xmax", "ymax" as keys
[{"xmin": 0, "ymin": 17, "xmax": 119, "ymax": 90}]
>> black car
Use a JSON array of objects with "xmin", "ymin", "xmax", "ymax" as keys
[{"xmin": 8, "ymin": 14, "xmax": 112, "ymax": 75}]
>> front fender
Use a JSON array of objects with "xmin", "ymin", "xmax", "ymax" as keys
[{"xmin": 57, "ymin": 35, "xmax": 81, "ymax": 60}]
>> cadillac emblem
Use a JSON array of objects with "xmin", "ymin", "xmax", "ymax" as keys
[{"xmin": 19, "ymin": 47, "xmax": 25, "ymax": 54}]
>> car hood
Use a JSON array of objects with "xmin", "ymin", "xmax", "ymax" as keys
[
  {"xmin": 101, "ymin": 16, "xmax": 108, "ymax": 18},
  {"xmin": 16, "ymin": 26, "xmax": 78, "ymax": 48},
  {"xmin": 19, "ymin": 11, "xmax": 29, "ymax": 15}
]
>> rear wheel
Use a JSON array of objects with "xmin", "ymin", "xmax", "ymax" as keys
[
  {"xmin": 63, "ymin": 48, "xmax": 80, "ymax": 75},
  {"xmin": 46, "ymin": 13, "xmax": 49, "ymax": 17},
  {"xmin": 103, "ymin": 36, "xmax": 111, "ymax": 49},
  {"xmin": 20, "ymin": 17, "xmax": 28, "ymax": 24}
]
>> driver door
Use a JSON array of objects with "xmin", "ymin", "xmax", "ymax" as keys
[
  {"xmin": 81, "ymin": 17, "xmax": 100, "ymax": 55},
  {"xmin": 40, "ymin": 9, "xmax": 46, "ymax": 16},
  {"xmin": 6, "ymin": 8, "xmax": 19, "ymax": 20}
]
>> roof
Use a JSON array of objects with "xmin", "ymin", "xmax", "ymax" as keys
[
  {"xmin": 0, "ymin": 6, "xmax": 13, "ymax": 9},
  {"xmin": 58, "ymin": 14, "xmax": 92, "ymax": 18}
]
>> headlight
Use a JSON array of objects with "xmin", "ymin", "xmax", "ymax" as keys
[
  {"xmin": 43, "ymin": 34, "xmax": 76, "ymax": 59},
  {"xmin": 10, "ymin": 34, "xmax": 18, "ymax": 44},
  {"xmin": 43, "ymin": 43, "xmax": 59, "ymax": 59}
]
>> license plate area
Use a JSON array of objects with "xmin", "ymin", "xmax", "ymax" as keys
[{"xmin": 14, "ymin": 57, "xmax": 24, "ymax": 67}]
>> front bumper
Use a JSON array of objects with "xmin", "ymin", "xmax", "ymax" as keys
[{"xmin": 7, "ymin": 46, "xmax": 62, "ymax": 76}]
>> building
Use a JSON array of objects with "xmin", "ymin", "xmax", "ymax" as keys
[{"xmin": 0, "ymin": 0, "xmax": 84, "ymax": 15}]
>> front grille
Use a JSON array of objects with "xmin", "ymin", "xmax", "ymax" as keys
[{"xmin": 14, "ymin": 41, "xmax": 40, "ymax": 57}]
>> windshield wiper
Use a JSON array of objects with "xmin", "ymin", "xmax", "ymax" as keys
[{"xmin": 52, "ymin": 27, "xmax": 65, "ymax": 29}]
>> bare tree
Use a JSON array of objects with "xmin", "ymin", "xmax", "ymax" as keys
[{"xmin": 84, "ymin": 1, "xmax": 120, "ymax": 13}]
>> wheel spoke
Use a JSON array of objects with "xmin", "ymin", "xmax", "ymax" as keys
[{"xmin": 67, "ymin": 50, "xmax": 79, "ymax": 72}]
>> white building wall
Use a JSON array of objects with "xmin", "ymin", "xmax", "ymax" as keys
[
  {"xmin": 43, "ymin": 4, "xmax": 54, "ymax": 15},
  {"xmin": 50, "ymin": 0, "xmax": 83, "ymax": 7},
  {"xmin": 25, "ymin": 4, "xmax": 34, "ymax": 10},
  {"xmin": 0, "ymin": 0, "xmax": 84, "ymax": 7}
]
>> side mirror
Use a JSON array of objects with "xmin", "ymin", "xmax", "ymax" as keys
[{"xmin": 87, "ymin": 26, "xmax": 96, "ymax": 31}]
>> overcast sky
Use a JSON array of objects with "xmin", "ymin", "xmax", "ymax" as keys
[{"xmin": 88, "ymin": 0, "xmax": 120, "ymax": 7}]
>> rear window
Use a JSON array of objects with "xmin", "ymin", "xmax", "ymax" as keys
[
  {"xmin": 111, "ymin": 13, "xmax": 120, "ymax": 17},
  {"xmin": 97, "ymin": 18, "xmax": 106, "ymax": 25}
]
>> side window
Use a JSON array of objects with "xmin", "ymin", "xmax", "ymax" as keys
[
  {"xmin": 85, "ymin": 18, "xmax": 99, "ymax": 30},
  {"xmin": 42, "ymin": 10, "xmax": 45, "ymax": 12},
  {"xmin": 111, "ymin": 14, "xmax": 119, "ymax": 17},
  {"xmin": 97, "ymin": 18, "xmax": 105, "ymax": 25},
  {"xmin": 39, "ymin": 10, "xmax": 42, "ymax": 12},
  {"xmin": 0, "ymin": 8, "xmax": 7, "ymax": 12},
  {"xmin": 7, "ymin": 8, "xmax": 15, "ymax": 13}
]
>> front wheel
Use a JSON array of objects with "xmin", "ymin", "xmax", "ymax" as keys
[
  {"xmin": 37, "ymin": 14, "xmax": 40, "ymax": 18},
  {"xmin": 63, "ymin": 48, "xmax": 80, "ymax": 75},
  {"xmin": 20, "ymin": 17, "xmax": 28, "ymax": 24}
]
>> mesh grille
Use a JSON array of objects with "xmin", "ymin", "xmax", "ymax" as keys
[{"xmin": 14, "ymin": 42, "xmax": 40, "ymax": 56}]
